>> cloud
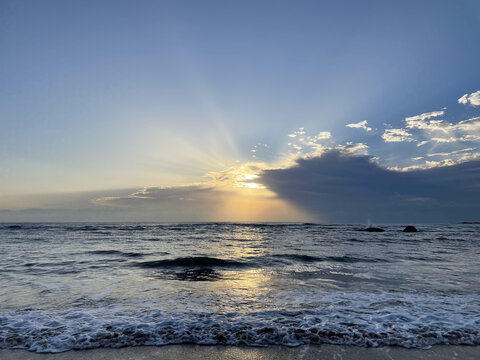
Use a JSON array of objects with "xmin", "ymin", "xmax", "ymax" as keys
[
  {"xmin": 288, "ymin": 127, "xmax": 305, "ymax": 138},
  {"xmin": 457, "ymin": 117, "xmax": 480, "ymax": 131},
  {"xmin": 381, "ymin": 108, "xmax": 480, "ymax": 166},
  {"xmin": 346, "ymin": 120, "xmax": 372, "ymax": 132},
  {"xmin": 381, "ymin": 129, "xmax": 414, "ymax": 142},
  {"xmin": 260, "ymin": 149, "xmax": 480, "ymax": 223},
  {"xmin": 458, "ymin": 90, "xmax": 480, "ymax": 107},
  {"xmin": 316, "ymin": 131, "xmax": 332, "ymax": 139},
  {"xmin": 334, "ymin": 142, "xmax": 369, "ymax": 155},
  {"xmin": 286, "ymin": 127, "xmax": 333, "ymax": 156},
  {"xmin": 91, "ymin": 183, "xmax": 309, "ymax": 222},
  {"xmin": 430, "ymin": 137, "xmax": 458, "ymax": 143},
  {"xmin": 405, "ymin": 110, "xmax": 445, "ymax": 124},
  {"xmin": 406, "ymin": 115, "xmax": 480, "ymax": 145}
]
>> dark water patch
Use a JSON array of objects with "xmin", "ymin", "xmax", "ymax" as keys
[
  {"xmin": 56, "ymin": 269, "xmax": 81, "ymax": 275},
  {"xmin": 6, "ymin": 225, "xmax": 22, "ymax": 229},
  {"xmin": 271, "ymin": 254, "xmax": 323, "ymax": 263},
  {"xmin": 159, "ymin": 268, "xmax": 223, "ymax": 281},
  {"xmin": 88, "ymin": 250, "xmax": 147, "ymax": 258},
  {"xmin": 23, "ymin": 260, "xmax": 76, "ymax": 268},
  {"xmin": 142, "ymin": 237, "xmax": 164, "ymax": 242},
  {"xmin": 346, "ymin": 238, "xmax": 364, "ymax": 243},
  {"xmin": 400, "ymin": 255, "xmax": 445, "ymax": 262},
  {"xmin": 271, "ymin": 254, "xmax": 388, "ymax": 264},
  {"xmin": 263, "ymin": 254, "xmax": 389, "ymax": 265},
  {"xmin": 161, "ymin": 226, "xmax": 187, "ymax": 231},
  {"xmin": 135, "ymin": 256, "xmax": 247, "ymax": 269},
  {"xmin": 1, "ymin": 224, "xmax": 58, "ymax": 232},
  {"xmin": 326, "ymin": 255, "xmax": 388, "ymax": 263},
  {"xmin": 118, "ymin": 226, "xmax": 146, "ymax": 231},
  {"xmin": 66, "ymin": 225, "xmax": 100, "ymax": 231}
]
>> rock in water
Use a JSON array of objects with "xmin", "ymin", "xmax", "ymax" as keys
[
  {"xmin": 365, "ymin": 227, "xmax": 385, "ymax": 232},
  {"xmin": 403, "ymin": 225, "xmax": 418, "ymax": 232}
]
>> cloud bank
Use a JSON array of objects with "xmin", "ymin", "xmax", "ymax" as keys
[{"xmin": 260, "ymin": 149, "xmax": 480, "ymax": 223}]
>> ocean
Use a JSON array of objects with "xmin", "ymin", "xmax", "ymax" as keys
[{"xmin": 0, "ymin": 223, "xmax": 479, "ymax": 353}]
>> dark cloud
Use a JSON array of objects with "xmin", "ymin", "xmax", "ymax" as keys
[{"xmin": 260, "ymin": 150, "xmax": 480, "ymax": 223}]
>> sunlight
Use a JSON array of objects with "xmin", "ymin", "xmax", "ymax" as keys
[
  {"xmin": 241, "ymin": 182, "xmax": 265, "ymax": 189},
  {"xmin": 235, "ymin": 173, "xmax": 266, "ymax": 190}
]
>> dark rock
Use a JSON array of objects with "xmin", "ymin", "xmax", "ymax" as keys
[
  {"xmin": 364, "ymin": 227, "xmax": 385, "ymax": 232},
  {"xmin": 403, "ymin": 225, "xmax": 418, "ymax": 232}
]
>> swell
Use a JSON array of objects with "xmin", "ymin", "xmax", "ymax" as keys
[
  {"xmin": 88, "ymin": 250, "xmax": 147, "ymax": 258},
  {"xmin": 135, "ymin": 254, "xmax": 388, "ymax": 270},
  {"xmin": 271, "ymin": 254, "xmax": 389, "ymax": 264},
  {"xmin": 135, "ymin": 256, "xmax": 247, "ymax": 269}
]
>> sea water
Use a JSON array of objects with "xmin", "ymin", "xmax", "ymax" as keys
[{"xmin": 0, "ymin": 223, "xmax": 479, "ymax": 352}]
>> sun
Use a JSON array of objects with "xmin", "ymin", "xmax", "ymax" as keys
[{"xmin": 235, "ymin": 173, "xmax": 266, "ymax": 190}]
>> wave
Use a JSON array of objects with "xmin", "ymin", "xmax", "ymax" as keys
[
  {"xmin": 161, "ymin": 268, "xmax": 223, "ymax": 281},
  {"xmin": 326, "ymin": 255, "xmax": 388, "ymax": 263},
  {"xmin": 88, "ymin": 250, "xmax": 146, "ymax": 258},
  {"xmin": 271, "ymin": 254, "xmax": 323, "ymax": 262},
  {"xmin": 135, "ymin": 256, "xmax": 247, "ymax": 269},
  {"xmin": 271, "ymin": 254, "xmax": 388, "ymax": 264},
  {"xmin": 1, "ymin": 292, "xmax": 479, "ymax": 353}
]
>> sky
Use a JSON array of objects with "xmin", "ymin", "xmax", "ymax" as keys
[{"xmin": 1, "ymin": 0, "xmax": 480, "ymax": 223}]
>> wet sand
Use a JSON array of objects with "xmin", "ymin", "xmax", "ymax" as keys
[{"xmin": 1, "ymin": 345, "xmax": 479, "ymax": 360}]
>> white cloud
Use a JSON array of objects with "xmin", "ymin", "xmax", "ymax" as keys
[
  {"xmin": 286, "ymin": 128, "xmax": 333, "ymax": 157},
  {"xmin": 457, "ymin": 117, "xmax": 480, "ymax": 131},
  {"xmin": 288, "ymin": 127, "xmax": 307, "ymax": 138},
  {"xmin": 335, "ymin": 142, "xmax": 369, "ymax": 155},
  {"xmin": 382, "ymin": 129, "xmax": 414, "ymax": 143},
  {"xmin": 458, "ymin": 94, "xmax": 469, "ymax": 105},
  {"xmin": 430, "ymin": 137, "xmax": 458, "ymax": 143},
  {"xmin": 405, "ymin": 110, "xmax": 444, "ymax": 123},
  {"xmin": 405, "ymin": 110, "xmax": 445, "ymax": 130},
  {"xmin": 458, "ymin": 90, "xmax": 480, "ymax": 107},
  {"xmin": 386, "ymin": 108, "xmax": 480, "ymax": 153},
  {"xmin": 346, "ymin": 120, "xmax": 372, "ymax": 132},
  {"xmin": 427, "ymin": 152, "xmax": 451, "ymax": 157},
  {"xmin": 315, "ymin": 131, "xmax": 332, "ymax": 140},
  {"xmin": 461, "ymin": 134, "xmax": 480, "ymax": 142}
]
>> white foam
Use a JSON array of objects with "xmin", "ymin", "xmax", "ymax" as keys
[{"xmin": 1, "ymin": 291, "xmax": 479, "ymax": 353}]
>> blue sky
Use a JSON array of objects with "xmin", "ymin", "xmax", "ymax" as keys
[{"xmin": 1, "ymin": 0, "xmax": 479, "ymax": 222}]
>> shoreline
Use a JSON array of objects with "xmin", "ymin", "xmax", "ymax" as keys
[{"xmin": 1, "ymin": 345, "xmax": 480, "ymax": 360}]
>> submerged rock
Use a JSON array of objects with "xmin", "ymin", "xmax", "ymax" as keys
[
  {"xmin": 364, "ymin": 227, "xmax": 385, "ymax": 232},
  {"xmin": 403, "ymin": 225, "xmax": 418, "ymax": 232}
]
